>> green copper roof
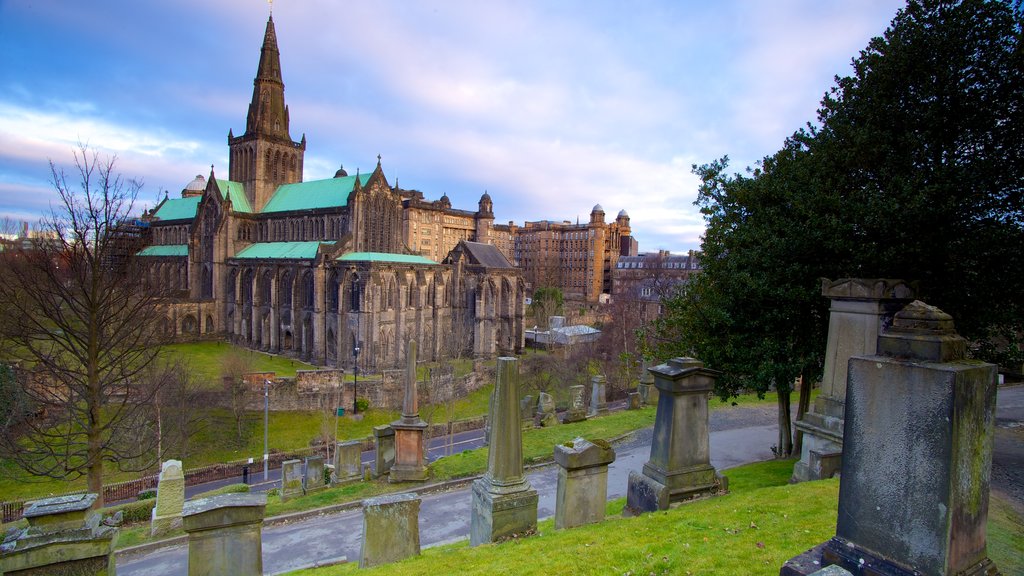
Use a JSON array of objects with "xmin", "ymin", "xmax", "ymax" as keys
[
  {"xmin": 217, "ymin": 179, "xmax": 251, "ymax": 213},
  {"xmin": 234, "ymin": 241, "xmax": 334, "ymax": 260},
  {"xmin": 153, "ymin": 196, "xmax": 201, "ymax": 221},
  {"xmin": 261, "ymin": 174, "xmax": 370, "ymax": 213},
  {"xmin": 337, "ymin": 252, "xmax": 438, "ymax": 265},
  {"xmin": 137, "ymin": 244, "xmax": 188, "ymax": 257}
]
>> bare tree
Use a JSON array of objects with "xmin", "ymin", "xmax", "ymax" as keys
[
  {"xmin": 220, "ymin": 349, "xmax": 255, "ymax": 445},
  {"xmin": 144, "ymin": 358, "xmax": 203, "ymax": 461},
  {"xmin": 0, "ymin": 146, "xmax": 165, "ymax": 507}
]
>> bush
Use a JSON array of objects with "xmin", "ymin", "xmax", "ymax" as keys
[
  {"xmin": 137, "ymin": 489, "xmax": 156, "ymax": 501},
  {"xmin": 105, "ymin": 499, "xmax": 155, "ymax": 525},
  {"xmin": 192, "ymin": 483, "xmax": 250, "ymax": 499},
  {"xmin": 355, "ymin": 398, "xmax": 370, "ymax": 412}
]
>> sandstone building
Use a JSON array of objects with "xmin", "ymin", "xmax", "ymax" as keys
[
  {"xmin": 612, "ymin": 250, "xmax": 701, "ymax": 321},
  {"xmin": 137, "ymin": 15, "xmax": 525, "ymax": 370}
]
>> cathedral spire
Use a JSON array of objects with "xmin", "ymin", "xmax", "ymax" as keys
[{"xmin": 245, "ymin": 14, "xmax": 289, "ymax": 140}]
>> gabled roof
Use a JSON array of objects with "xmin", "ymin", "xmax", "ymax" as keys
[
  {"xmin": 458, "ymin": 241, "xmax": 514, "ymax": 268},
  {"xmin": 137, "ymin": 244, "xmax": 188, "ymax": 257},
  {"xmin": 216, "ymin": 179, "xmax": 251, "ymax": 213},
  {"xmin": 234, "ymin": 241, "xmax": 334, "ymax": 260},
  {"xmin": 261, "ymin": 174, "xmax": 370, "ymax": 213},
  {"xmin": 337, "ymin": 252, "xmax": 438, "ymax": 265},
  {"xmin": 153, "ymin": 196, "xmax": 202, "ymax": 221}
]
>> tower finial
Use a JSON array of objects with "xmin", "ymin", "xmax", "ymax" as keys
[{"xmin": 268, "ymin": 0, "xmax": 273, "ymax": 16}]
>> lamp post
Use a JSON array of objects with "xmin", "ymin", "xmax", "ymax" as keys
[
  {"xmin": 263, "ymin": 379, "xmax": 270, "ymax": 482},
  {"xmin": 351, "ymin": 270, "xmax": 361, "ymax": 415}
]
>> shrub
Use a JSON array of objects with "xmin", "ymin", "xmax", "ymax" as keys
[
  {"xmin": 355, "ymin": 398, "xmax": 370, "ymax": 412},
  {"xmin": 105, "ymin": 499, "xmax": 155, "ymax": 525},
  {"xmin": 137, "ymin": 489, "xmax": 156, "ymax": 501},
  {"xmin": 193, "ymin": 483, "xmax": 250, "ymax": 499}
]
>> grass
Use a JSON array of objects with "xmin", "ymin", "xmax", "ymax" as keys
[{"xmin": 159, "ymin": 341, "xmax": 317, "ymax": 386}]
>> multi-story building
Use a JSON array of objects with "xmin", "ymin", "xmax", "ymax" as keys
[
  {"xmin": 612, "ymin": 250, "xmax": 702, "ymax": 321},
  {"xmin": 511, "ymin": 205, "xmax": 634, "ymax": 303}
]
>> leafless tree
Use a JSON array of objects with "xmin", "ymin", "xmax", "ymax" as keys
[
  {"xmin": 0, "ymin": 145, "xmax": 166, "ymax": 507},
  {"xmin": 144, "ymin": 358, "xmax": 203, "ymax": 462},
  {"xmin": 220, "ymin": 348, "xmax": 255, "ymax": 445}
]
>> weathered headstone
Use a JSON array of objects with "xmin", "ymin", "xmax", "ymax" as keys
[
  {"xmin": 563, "ymin": 384, "xmax": 587, "ymax": 423},
  {"xmin": 587, "ymin": 375, "xmax": 608, "ymax": 417},
  {"xmin": 625, "ymin": 357, "xmax": 724, "ymax": 516},
  {"xmin": 781, "ymin": 301, "xmax": 1000, "ymax": 576},
  {"xmin": 470, "ymin": 357, "xmax": 538, "ymax": 546},
  {"xmin": 519, "ymin": 394, "xmax": 535, "ymax": 420},
  {"xmin": 304, "ymin": 455, "xmax": 326, "ymax": 493},
  {"xmin": 637, "ymin": 359, "xmax": 658, "ymax": 406},
  {"xmin": 792, "ymin": 278, "xmax": 914, "ymax": 483},
  {"xmin": 359, "ymin": 493, "xmax": 421, "ymax": 568},
  {"xmin": 151, "ymin": 459, "xmax": 185, "ymax": 536},
  {"xmin": 0, "ymin": 493, "xmax": 117, "ymax": 576},
  {"xmin": 182, "ymin": 493, "xmax": 266, "ymax": 576},
  {"xmin": 334, "ymin": 440, "xmax": 362, "ymax": 484},
  {"xmin": 391, "ymin": 340, "xmax": 429, "ymax": 482},
  {"xmin": 280, "ymin": 459, "xmax": 304, "ymax": 501},
  {"xmin": 372, "ymin": 425, "xmax": 395, "ymax": 478},
  {"xmin": 627, "ymin": 392, "xmax": 642, "ymax": 410},
  {"xmin": 554, "ymin": 437, "xmax": 616, "ymax": 529},
  {"xmin": 535, "ymin": 392, "xmax": 558, "ymax": 427}
]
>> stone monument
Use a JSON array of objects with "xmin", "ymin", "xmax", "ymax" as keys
[
  {"xmin": 554, "ymin": 437, "xmax": 616, "ymax": 529},
  {"xmin": 791, "ymin": 278, "xmax": 914, "ymax": 483},
  {"xmin": 588, "ymin": 374, "xmax": 608, "ymax": 417},
  {"xmin": 470, "ymin": 357, "xmax": 538, "ymax": 545},
  {"xmin": 334, "ymin": 440, "xmax": 362, "ymax": 484},
  {"xmin": 182, "ymin": 493, "xmax": 266, "ymax": 576},
  {"xmin": 563, "ymin": 384, "xmax": 587, "ymax": 423},
  {"xmin": 280, "ymin": 459, "xmax": 304, "ymax": 501},
  {"xmin": 359, "ymin": 493, "xmax": 421, "ymax": 568},
  {"xmin": 372, "ymin": 425, "xmax": 395, "ymax": 478},
  {"xmin": 781, "ymin": 301, "xmax": 1000, "ymax": 576},
  {"xmin": 0, "ymin": 493, "xmax": 117, "ymax": 575},
  {"xmin": 390, "ymin": 340, "xmax": 429, "ymax": 482},
  {"xmin": 151, "ymin": 458, "xmax": 185, "ymax": 536},
  {"xmin": 625, "ymin": 357, "xmax": 724, "ymax": 515},
  {"xmin": 304, "ymin": 455, "xmax": 326, "ymax": 493},
  {"xmin": 637, "ymin": 358, "xmax": 658, "ymax": 406},
  {"xmin": 535, "ymin": 392, "xmax": 558, "ymax": 427}
]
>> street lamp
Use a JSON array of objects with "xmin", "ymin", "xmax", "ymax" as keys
[
  {"xmin": 263, "ymin": 379, "xmax": 270, "ymax": 482},
  {"xmin": 351, "ymin": 270, "xmax": 361, "ymax": 415}
]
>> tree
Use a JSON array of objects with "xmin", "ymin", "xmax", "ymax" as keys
[
  {"xmin": 0, "ymin": 146, "xmax": 166, "ymax": 506},
  {"xmin": 650, "ymin": 0, "xmax": 1024, "ymax": 457},
  {"xmin": 220, "ymin": 349, "xmax": 255, "ymax": 445},
  {"xmin": 530, "ymin": 286, "xmax": 564, "ymax": 329},
  {"xmin": 144, "ymin": 358, "xmax": 203, "ymax": 461}
]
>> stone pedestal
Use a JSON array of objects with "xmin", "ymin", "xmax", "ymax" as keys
[
  {"xmin": 391, "ymin": 340, "xmax": 429, "ymax": 483},
  {"xmin": 470, "ymin": 357, "xmax": 538, "ymax": 545},
  {"xmin": 637, "ymin": 359, "xmax": 658, "ymax": 406},
  {"xmin": 280, "ymin": 459, "xmax": 304, "ymax": 501},
  {"xmin": 182, "ymin": 493, "xmax": 266, "ymax": 576},
  {"xmin": 587, "ymin": 375, "xmax": 608, "ymax": 417},
  {"xmin": 782, "ymin": 301, "xmax": 1000, "ymax": 576},
  {"xmin": 372, "ymin": 425, "xmax": 395, "ymax": 478},
  {"xmin": 554, "ymin": 438, "xmax": 616, "ymax": 529},
  {"xmin": 0, "ymin": 493, "xmax": 117, "ymax": 576},
  {"xmin": 151, "ymin": 459, "xmax": 185, "ymax": 536},
  {"xmin": 792, "ymin": 278, "xmax": 914, "ymax": 483},
  {"xmin": 334, "ymin": 441, "xmax": 362, "ymax": 484},
  {"xmin": 563, "ymin": 384, "xmax": 587, "ymax": 423},
  {"xmin": 359, "ymin": 493, "xmax": 421, "ymax": 568},
  {"xmin": 625, "ymin": 357, "xmax": 723, "ymax": 516},
  {"xmin": 304, "ymin": 456, "xmax": 326, "ymax": 493}
]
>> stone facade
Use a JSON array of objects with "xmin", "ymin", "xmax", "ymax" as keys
[
  {"xmin": 612, "ymin": 250, "xmax": 701, "ymax": 321},
  {"xmin": 136, "ymin": 15, "xmax": 525, "ymax": 371}
]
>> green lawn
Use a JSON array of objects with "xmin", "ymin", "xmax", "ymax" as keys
[{"xmin": 159, "ymin": 341, "xmax": 317, "ymax": 386}]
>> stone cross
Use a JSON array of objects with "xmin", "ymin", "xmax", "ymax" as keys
[
  {"xmin": 390, "ymin": 339, "xmax": 428, "ymax": 482},
  {"xmin": 791, "ymin": 278, "xmax": 914, "ymax": 483},
  {"xmin": 563, "ymin": 384, "xmax": 587, "ymax": 423},
  {"xmin": 151, "ymin": 459, "xmax": 185, "ymax": 536},
  {"xmin": 0, "ymin": 493, "xmax": 117, "ymax": 575},
  {"xmin": 588, "ymin": 375, "xmax": 608, "ymax": 417},
  {"xmin": 359, "ymin": 493, "xmax": 421, "ymax": 568},
  {"xmin": 625, "ymin": 357, "xmax": 723, "ymax": 515},
  {"xmin": 554, "ymin": 437, "xmax": 616, "ymax": 529},
  {"xmin": 182, "ymin": 493, "xmax": 266, "ymax": 576},
  {"xmin": 782, "ymin": 301, "xmax": 1000, "ymax": 575},
  {"xmin": 470, "ymin": 357, "xmax": 538, "ymax": 545}
]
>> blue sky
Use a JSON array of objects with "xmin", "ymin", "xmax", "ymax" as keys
[{"xmin": 0, "ymin": 0, "xmax": 904, "ymax": 252}]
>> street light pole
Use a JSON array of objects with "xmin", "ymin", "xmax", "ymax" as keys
[
  {"xmin": 351, "ymin": 271, "xmax": 361, "ymax": 415},
  {"xmin": 263, "ymin": 379, "xmax": 270, "ymax": 482}
]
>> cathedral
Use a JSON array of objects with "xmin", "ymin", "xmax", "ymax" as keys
[{"xmin": 137, "ymin": 15, "xmax": 526, "ymax": 370}]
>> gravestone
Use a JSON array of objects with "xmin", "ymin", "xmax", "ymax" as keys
[
  {"xmin": 637, "ymin": 359, "xmax": 658, "ymax": 406},
  {"xmin": 0, "ymin": 493, "xmax": 117, "ymax": 576},
  {"xmin": 280, "ymin": 459, "xmax": 304, "ymax": 501},
  {"xmin": 391, "ymin": 340, "xmax": 429, "ymax": 482},
  {"xmin": 563, "ymin": 384, "xmax": 587, "ymax": 423},
  {"xmin": 304, "ymin": 455, "xmax": 326, "ymax": 493},
  {"xmin": 554, "ymin": 437, "xmax": 616, "ymax": 529},
  {"xmin": 372, "ymin": 425, "xmax": 395, "ymax": 478},
  {"xmin": 334, "ymin": 440, "xmax": 362, "ymax": 484},
  {"xmin": 151, "ymin": 458, "xmax": 185, "ymax": 536},
  {"xmin": 627, "ymin": 392, "xmax": 642, "ymax": 410},
  {"xmin": 182, "ymin": 493, "xmax": 266, "ymax": 576},
  {"xmin": 359, "ymin": 493, "xmax": 421, "ymax": 568},
  {"xmin": 587, "ymin": 375, "xmax": 608, "ymax": 417},
  {"xmin": 781, "ymin": 301, "xmax": 1000, "ymax": 576},
  {"xmin": 519, "ymin": 394, "xmax": 535, "ymax": 421},
  {"xmin": 792, "ymin": 278, "xmax": 914, "ymax": 483},
  {"xmin": 535, "ymin": 392, "xmax": 558, "ymax": 427},
  {"xmin": 470, "ymin": 357, "xmax": 538, "ymax": 546},
  {"xmin": 625, "ymin": 357, "xmax": 724, "ymax": 516}
]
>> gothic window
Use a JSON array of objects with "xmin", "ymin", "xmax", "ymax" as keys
[
  {"xmin": 301, "ymin": 271, "xmax": 314, "ymax": 309},
  {"xmin": 205, "ymin": 315, "xmax": 215, "ymax": 333},
  {"xmin": 265, "ymin": 151, "xmax": 272, "ymax": 177},
  {"xmin": 182, "ymin": 315, "xmax": 198, "ymax": 335},
  {"xmin": 201, "ymin": 264, "xmax": 213, "ymax": 299},
  {"xmin": 327, "ymin": 271, "xmax": 339, "ymax": 312}
]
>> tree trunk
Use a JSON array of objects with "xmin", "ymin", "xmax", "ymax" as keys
[
  {"xmin": 776, "ymin": 389, "xmax": 793, "ymax": 458},
  {"xmin": 793, "ymin": 374, "xmax": 812, "ymax": 457}
]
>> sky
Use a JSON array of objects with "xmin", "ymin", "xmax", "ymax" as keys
[{"xmin": 0, "ymin": 0, "xmax": 906, "ymax": 252}]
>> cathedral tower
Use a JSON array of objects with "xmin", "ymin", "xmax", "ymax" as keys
[{"xmin": 228, "ymin": 15, "xmax": 306, "ymax": 212}]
